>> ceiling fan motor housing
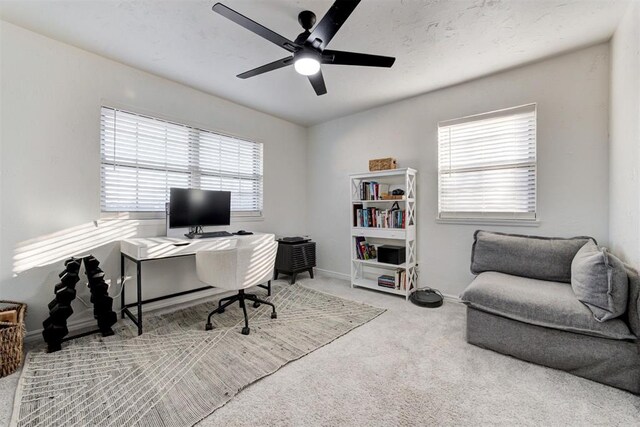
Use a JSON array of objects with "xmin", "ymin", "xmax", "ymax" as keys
[{"xmin": 298, "ymin": 10, "xmax": 316, "ymax": 30}]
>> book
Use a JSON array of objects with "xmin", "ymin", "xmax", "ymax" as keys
[
  {"xmin": 353, "ymin": 203, "xmax": 363, "ymax": 227},
  {"xmin": 359, "ymin": 181, "xmax": 392, "ymax": 200},
  {"xmin": 378, "ymin": 274, "xmax": 396, "ymax": 288},
  {"xmin": 354, "ymin": 207, "xmax": 406, "ymax": 229},
  {"xmin": 354, "ymin": 237, "xmax": 376, "ymax": 260}
]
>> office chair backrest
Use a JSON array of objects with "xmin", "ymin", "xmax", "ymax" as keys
[{"xmin": 196, "ymin": 239, "xmax": 278, "ymax": 291}]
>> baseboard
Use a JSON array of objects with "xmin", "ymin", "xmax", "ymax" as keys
[
  {"xmin": 441, "ymin": 292, "xmax": 461, "ymax": 303},
  {"xmin": 314, "ymin": 268, "xmax": 462, "ymax": 303},
  {"xmin": 314, "ymin": 268, "xmax": 350, "ymax": 281},
  {"xmin": 24, "ymin": 287, "xmax": 229, "ymax": 344}
]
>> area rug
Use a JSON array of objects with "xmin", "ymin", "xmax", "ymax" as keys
[{"xmin": 10, "ymin": 284, "xmax": 385, "ymax": 426}]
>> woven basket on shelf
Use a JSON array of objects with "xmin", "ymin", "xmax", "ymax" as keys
[
  {"xmin": 0, "ymin": 300, "xmax": 27, "ymax": 378},
  {"xmin": 368, "ymin": 157, "xmax": 397, "ymax": 172}
]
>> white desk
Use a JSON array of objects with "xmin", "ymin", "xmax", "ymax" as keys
[{"xmin": 120, "ymin": 233, "xmax": 275, "ymax": 335}]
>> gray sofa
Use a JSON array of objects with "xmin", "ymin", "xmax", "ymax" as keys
[{"xmin": 460, "ymin": 231, "xmax": 640, "ymax": 394}]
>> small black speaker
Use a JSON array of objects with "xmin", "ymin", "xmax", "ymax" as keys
[{"xmin": 377, "ymin": 245, "xmax": 406, "ymax": 265}]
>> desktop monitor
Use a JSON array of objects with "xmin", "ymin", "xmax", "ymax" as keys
[{"xmin": 169, "ymin": 188, "xmax": 231, "ymax": 229}]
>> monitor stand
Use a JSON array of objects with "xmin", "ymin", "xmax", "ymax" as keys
[{"xmin": 184, "ymin": 226, "xmax": 203, "ymax": 239}]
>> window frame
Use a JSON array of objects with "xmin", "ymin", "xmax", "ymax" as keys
[
  {"xmin": 437, "ymin": 104, "xmax": 538, "ymax": 225},
  {"xmin": 99, "ymin": 105, "xmax": 264, "ymax": 220}
]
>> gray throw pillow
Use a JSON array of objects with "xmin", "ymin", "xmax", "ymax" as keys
[{"xmin": 571, "ymin": 241, "xmax": 628, "ymax": 322}]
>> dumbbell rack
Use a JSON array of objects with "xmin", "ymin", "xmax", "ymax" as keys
[{"xmin": 42, "ymin": 255, "xmax": 118, "ymax": 353}]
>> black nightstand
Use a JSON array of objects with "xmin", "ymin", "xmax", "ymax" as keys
[{"xmin": 275, "ymin": 240, "xmax": 316, "ymax": 284}]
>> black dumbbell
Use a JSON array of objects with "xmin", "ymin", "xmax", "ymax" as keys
[
  {"xmin": 88, "ymin": 281, "xmax": 110, "ymax": 296},
  {"xmin": 49, "ymin": 303, "xmax": 73, "ymax": 321},
  {"xmin": 64, "ymin": 258, "xmax": 82, "ymax": 274},
  {"xmin": 93, "ymin": 296, "xmax": 113, "ymax": 311},
  {"xmin": 42, "ymin": 317, "xmax": 55, "ymax": 330},
  {"xmin": 55, "ymin": 287, "xmax": 77, "ymax": 305},
  {"xmin": 46, "ymin": 342, "xmax": 62, "ymax": 353},
  {"xmin": 59, "ymin": 271, "xmax": 79, "ymax": 287},
  {"xmin": 42, "ymin": 315, "xmax": 69, "ymax": 330},
  {"xmin": 97, "ymin": 311, "xmax": 117, "ymax": 330},
  {"xmin": 42, "ymin": 324, "xmax": 68, "ymax": 343},
  {"xmin": 83, "ymin": 256, "xmax": 100, "ymax": 272},
  {"xmin": 87, "ymin": 271, "xmax": 106, "ymax": 286},
  {"xmin": 47, "ymin": 293, "xmax": 75, "ymax": 311}
]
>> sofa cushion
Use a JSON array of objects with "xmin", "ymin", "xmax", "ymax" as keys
[
  {"xmin": 571, "ymin": 241, "xmax": 628, "ymax": 322},
  {"xmin": 470, "ymin": 230, "xmax": 595, "ymax": 283},
  {"xmin": 460, "ymin": 272, "xmax": 635, "ymax": 340}
]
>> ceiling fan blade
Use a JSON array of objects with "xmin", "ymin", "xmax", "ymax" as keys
[
  {"xmin": 306, "ymin": 0, "xmax": 361, "ymax": 49},
  {"xmin": 237, "ymin": 56, "xmax": 294, "ymax": 79},
  {"xmin": 322, "ymin": 50, "xmax": 395, "ymax": 67},
  {"xmin": 213, "ymin": 3, "xmax": 298, "ymax": 52},
  {"xmin": 308, "ymin": 70, "xmax": 327, "ymax": 96}
]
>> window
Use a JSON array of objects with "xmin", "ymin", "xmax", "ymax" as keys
[
  {"xmin": 100, "ymin": 107, "xmax": 263, "ymax": 217},
  {"xmin": 438, "ymin": 104, "xmax": 537, "ymax": 221}
]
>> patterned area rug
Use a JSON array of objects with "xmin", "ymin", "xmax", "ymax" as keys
[{"xmin": 11, "ymin": 284, "xmax": 384, "ymax": 426}]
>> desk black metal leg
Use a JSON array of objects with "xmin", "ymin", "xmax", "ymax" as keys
[
  {"xmin": 136, "ymin": 261, "xmax": 143, "ymax": 335},
  {"xmin": 121, "ymin": 254, "xmax": 126, "ymax": 319}
]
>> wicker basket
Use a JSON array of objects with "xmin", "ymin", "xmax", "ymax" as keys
[
  {"xmin": 0, "ymin": 301, "xmax": 27, "ymax": 378},
  {"xmin": 369, "ymin": 157, "xmax": 397, "ymax": 171}
]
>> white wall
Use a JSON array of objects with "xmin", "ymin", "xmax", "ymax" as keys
[
  {"xmin": 0, "ymin": 21, "xmax": 308, "ymax": 332},
  {"xmin": 307, "ymin": 44, "xmax": 611, "ymax": 296},
  {"xmin": 609, "ymin": 2, "xmax": 640, "ymax": 268}
]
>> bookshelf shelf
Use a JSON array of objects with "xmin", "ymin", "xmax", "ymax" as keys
[
  {"xmin": 352, "ymin": 259, "xmax": 407, "ymax": 269},
  {"xmin": 351, "ymin": 278, "xmax": 407, "ymax": 296},
  {"xmin": 351, "ymin": 227, "xmax": 407, "ymax": 239},
  {"xmin": 350, "ymin": 168, "xmax": 418, "ymax": 300},
  {"xmin": 351, "ymin": 198, "xmax": 413, "ymax": 203}
]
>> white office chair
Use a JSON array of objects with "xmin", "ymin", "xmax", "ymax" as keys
[{"xmin": 196, "ymin": 238, "xmax": 278, "ymax": 335}]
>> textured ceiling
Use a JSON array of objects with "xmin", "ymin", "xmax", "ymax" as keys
[{"xmin": 0, "ymin": 0, "xmax": 631, "ymax": 126}]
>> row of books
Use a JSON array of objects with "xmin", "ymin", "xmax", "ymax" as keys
[
  {"xmin": 354, "ymin": 237, "xmax": 377, "ymax": 260},
  {"xmin": 378, "ymin": 269, "xmax": 408, "ymax": 290},
  {"xmin": 358, "ymin": 181, "xmax": 390, "ymax": 200},
  {"xmin": 354, "ymin": 207, "xmax": 405, "ymax": 229}
]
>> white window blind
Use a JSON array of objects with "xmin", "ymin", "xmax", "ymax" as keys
[
  {"xmin": 438, "ymin": 104, "xmax": 537, "ymax": 220},
  {"xmin": 100, "ymin": 107, "xmax": 263, "ymax": 215}
]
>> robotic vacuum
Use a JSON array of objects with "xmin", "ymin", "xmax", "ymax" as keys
[{"xmin": 410, "ymin": 288, "xmax": 444, "ymax": 308}]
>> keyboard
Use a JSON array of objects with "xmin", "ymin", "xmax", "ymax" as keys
[{"xmin": 185, "ymin": 231, "xmax": 234, "ymax": 239}]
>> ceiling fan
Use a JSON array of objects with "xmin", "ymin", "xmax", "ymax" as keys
[{"xmin": 212, "ymin": 0, "xmax": 395, "ymax": 96}]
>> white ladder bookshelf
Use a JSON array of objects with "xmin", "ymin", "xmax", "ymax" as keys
[{"xmin": 349, "ymin": 168, "xmax": 417, "ymax": 300}]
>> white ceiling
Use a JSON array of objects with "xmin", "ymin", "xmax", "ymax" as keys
[{"xmin": 0, "ymin": 0, "xmax": 631, "ymax": 126}]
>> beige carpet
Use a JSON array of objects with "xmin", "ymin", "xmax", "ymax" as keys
[
  {"xmin": 2, "ymin": 276, "xmax": 640, "ymax": 426},
  {"xmin": 8, "ymin": 283, "xmax": 383, "ymax": 427}
]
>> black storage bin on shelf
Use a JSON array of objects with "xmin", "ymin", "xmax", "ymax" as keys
[
  {"xmin": 275, "ymin": 240, "xmax": 316, "ymax": 284},
  {"xmin": 377, "ymin": 245, "xmax": 406, "ymax": 265}
]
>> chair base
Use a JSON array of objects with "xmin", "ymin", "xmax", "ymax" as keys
[{"xmin": 206, "ymin": 288, "xmax": 276, "ymax": 335}]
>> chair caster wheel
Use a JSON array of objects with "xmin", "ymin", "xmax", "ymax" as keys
[
  {"xmin": 271, "ymin": 312, "xmax": 277, "ymax": 319},
  {"xmin": 241, "ymin": 327, "xmax": 250, "ymax": 335},
  {"xmin": 253, "ymin": 302, "xmax": 260, "ymax": 308},
  {"xmin": 205, "ymin": 323, "xmax": 213, "ymax": 331}
]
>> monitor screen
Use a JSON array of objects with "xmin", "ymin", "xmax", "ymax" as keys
[{"xmin": 169, "ymin": 188, "xmax": 231, "ymax": 228}]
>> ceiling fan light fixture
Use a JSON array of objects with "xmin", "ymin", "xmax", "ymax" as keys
[{"xmin": 294, "ymin": 56, "xmax": 321, "ymax": 76}]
